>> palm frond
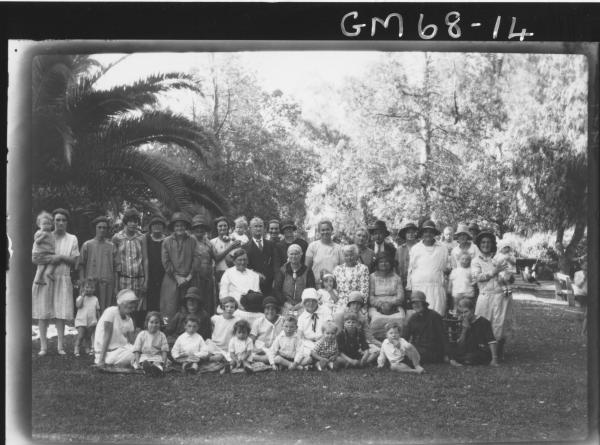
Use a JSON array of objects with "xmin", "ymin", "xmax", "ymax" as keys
[{"xmin": 91, "ymin": 111, "xmax": 217, "ymax": 163}]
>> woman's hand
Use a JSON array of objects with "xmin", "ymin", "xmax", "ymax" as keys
[
  {"xmin": 175, "ymin": 275, "xmax": 187, "ymax": 286},
  {"xmin": 49, "ymin": 255, "xmax": 63, "ymax": 265}
]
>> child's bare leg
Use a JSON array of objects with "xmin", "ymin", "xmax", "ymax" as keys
[
  {"xmin": 297, "ymin": 356, "xmax": 311, "ymax": 367},
  {"xmin": 390, "ymin": 362, "xmax": 424, "ymax": 373},
  {"xmin": 74, "ymin": 327, "xmax": 85, "ymax": 355},
  {"xmin": 45, "ymin": 263, "xmax": 56, "ymax": 281},
  {"xmin": 86, "ymin": 326, "xmax": 96, "ymax": 353},
  {"xmin": 209, "ymin": 353, "xmax": 225, "ymax": 363},
  {"xmin": 274, "ymin": 355, "xmax": 293, "ymax": 369},
  {"xmin": 34, "ymin": 265, "xmax": 47, "ymax": 284},
  {"xmin": 38, "ymin": 319, "xmax": 48, "ymax": 354},
  {"xmin": 365, "ymin": 351, "xmax": 379, "ymax": 365},
  {"xmin": 254, "ymin": 353, "xmax": 269, "ymax": 364}
]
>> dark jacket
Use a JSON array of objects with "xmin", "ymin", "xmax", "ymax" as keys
[
  {"xmin": 402, "ymin": 308, "xmax": 449, "ymax": 363},
  {"xmin": 273, "ymin": 263, "xmax": 316, "ymax": 307},
  {"xmin": 243, "ymin": 237, "xmax": 279, "ymax": 295},
  {"xmin": 275, "ymin": 238, "xmax": 309, "ymax": 268},
  {"xmin": 367, "ymin": 241, "xmax": 397, "ymax": 272}
]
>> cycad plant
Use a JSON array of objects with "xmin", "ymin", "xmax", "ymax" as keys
[{"xmin": 32, "ymin": 54, "xmax": 225, "ymax": 237}]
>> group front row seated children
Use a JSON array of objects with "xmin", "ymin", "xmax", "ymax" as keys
[{"xmin": 132, "ymin": 311, "xmax": 170, "ymax": 376}]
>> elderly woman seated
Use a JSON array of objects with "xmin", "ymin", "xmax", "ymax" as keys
[
  {"xmin": 273, "ymin": 243, "xmax": 316, "ymax": 315},
  {"xmin": 333, "ymin": 244, "xmax": 370, "ymax": 308},
  {"xmin": 218, "ymin": 248, "xmax": 265, "ymax": 325},
  {"xmin": 94, "ymin": 289, "xmax": 139, "ymax": 367},
  {"xmin": 368, "ymin": 252, "xmax": 407, "ymax": 341}
]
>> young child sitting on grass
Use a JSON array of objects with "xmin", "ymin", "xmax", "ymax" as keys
[
  {"xmin": 132, "ymin": 311, "xmax": 170, "ymax": 377},
  {"xmin": 228, "ymin": 319, "xmax": 255, "ymax": 374},
  {"xmin": 74, "ymin": 277, "xmax": 101, "ymax": 357},
  {"xmin": 269, "ymin": 315, "xmax": 311, "ymax": 370},
  {"xmin": 297, "ymin": 288, "xmax": 331, "ymax": 361},
  {"xmin": 310, "ymin": 322, "xmax": 343, "ymax": 371},
  {"xmin": 448, "ymin": 253, "xmax": 475, "ymax": 315},
  {"xmin": 337, "ymin": 312, "xmax": 378, "ymax": 368},
  {"xmin": 171, "ymin": 315, "xmax": 210, "ymax": 374},
  {"xmin": 32, "ymin": 211, "xmax": 56, "ymax": 285},
  {"xmin": 207, "ymin": 296, "xmax": 240, "ymax": 374},
  {"xmin": 251, "ymin": 297, "xmax": 284, "ymax": 364},
  {"xmin": 377, "ymin": 322, "xmax": 424, "ymax": 374}
]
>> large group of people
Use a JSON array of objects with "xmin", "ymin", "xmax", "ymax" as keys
[{"xmin": 33, "ymin": 208, "xmax": 519, "ymax": 374}]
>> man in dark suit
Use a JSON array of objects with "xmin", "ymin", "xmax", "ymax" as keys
[
  {"xmin": 368, "ymin": 220, "xmax": 397, "ymax": 272},
  {"xmin": 242, "ymin": 217, "xmax": 279, "ymax": 296}
]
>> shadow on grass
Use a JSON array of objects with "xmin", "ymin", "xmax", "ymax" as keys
[{"xmin": 31, "ymin": 300, "xmax": 588, "ymax": 444}]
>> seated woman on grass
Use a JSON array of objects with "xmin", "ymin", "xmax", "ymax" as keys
[
  {"xmin": 452, "ymin": 298, "xmax": 499, "ymax": 366},
  {"xmin": 94, "ymin": 289, "xmax": 138, "ymax": 367}
]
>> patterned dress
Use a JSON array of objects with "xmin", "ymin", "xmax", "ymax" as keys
[
  {"xmin": 32, "ymin": 232, "xmax": 79, "ymax": 320},
  {"xmin": 112, "ymin": 230, "xmax": 146, "ymax": 302},
  {"xmin": 333, "ymin": 262, "xmax": 370, "ymax": 306}
]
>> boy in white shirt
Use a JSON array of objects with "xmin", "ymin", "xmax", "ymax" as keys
[
  {"xmin": 377, "ymin": 322, "xmax": 424, "ymax": 374},
  {"xmin": 269, "ymin": 316, "xmax": 311, "ymax": 370},
  {"xmin": 171, "ymin": 315, "xmax": 210, "ymax": 374}
]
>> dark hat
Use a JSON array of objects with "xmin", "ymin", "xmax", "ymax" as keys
[
  {"xmin": 183, "ymin": 287, "xmax": 205, "ymax": 305},
  {"xmin": 475, "ymin": 229, "xmax": 496, "ymax": 245},
  {"xmin": 398, "ymin": 222, "xmax": 418, "ymax": 239},
  {"xmin": 418, "ymin": 220, "xmax": 440, "ymax": 237},
  {"xmin": 168, "ymin": 212, "xmax": 191, "ymax": 230},
  {"xmin": 148, "ymin": 215, "xmax": 167, "ymax": 228},
  {"xmin": 453, "ymin": 223, "xmax": 472, "ymax": 240},
  {"xmin": 262, "ymin": 296, "xmax": 280, "ymax": 309},
  {"xmin": 91, "ymin": 216, "xmax": 109, "ymax": 226},
  {"xmin": 191, "ymin": 214, "xmax": 211, "ymax": 229},
  {"xmin": 410, "ymin": 290, "xmax": 428, "ymax": 305},
  {"xmin": 241, "ymin": 290, "xmax": 265, "ymax": 313},
  {"xmin": 468, "ymin": 221, "xmax": 480, "ymax": 233},
  {"xmin": 280, "ymin": 219, "xmax": 297, "ymax": 233},
  {"xmin": 122, "ymin": 208, "xmax": 141, "ymax": 223},
  {"xmin": 368, "ymin": 220, "xmax": 390, "ymax": 237},
  {"xmin": 52, "ymin": 208, "xmax": 70, "ymax": 220}
]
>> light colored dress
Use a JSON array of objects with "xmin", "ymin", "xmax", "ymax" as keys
[
  {"xmin": 210, "ymin": 236, "xmax": 236, "ymax": 273},
  {"xmin": 407, "ymin": 241, "xmax": 449, "ymax": 316},
  {"xmin": 368, "ymin": 272, "xmax": 406, "ymax": 335},
  {"xmin": 74, "ymin": 295, "xmax": 100, "ymax": 328},
  {"xmin": 450, "ymin": 243, "xmax": 481, "ymax": 268},
  {"xmin": 472, "ymin": 253, "xmax": 515, "ymax": 340},
  {"xmin": 306, "ymin": 240, "xmax": 344, "ymax": 284},
  {"xmin": 79, "ymin": 238, "xmax": 116, "ymax": 310},
  {"xmin": 32, "ymin": 232, "xmax": 79, "ymax": 320},
  {"xmin": 94, "ymin": 306, "xmax": 135, "ymax": 365},
  {"xmin": 333, "ymin": 262, "xmax": 370, "ymax": 306},
  {"xmin": 133, "ymin": 330, "xmax": 169, "ymax": 364},
  {"xmin": 219, "ymin": 267, "xmax": 260, "ymax": 306}
]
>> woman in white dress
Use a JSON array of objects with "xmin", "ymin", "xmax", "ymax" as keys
[
  {"xmin": 406, "ymin": 220, "xmax": 450, "ymax": 316},
  {"xmin": 32, "ymin": 208, "xmax": 79, "ymax": 356},
  {"xmin": 219, "ymin": 249, "xmax": 262, "ymax": 324},
  {"xmin": 472, "ymin": 230, "xmax": 513, "ymax": 361}
]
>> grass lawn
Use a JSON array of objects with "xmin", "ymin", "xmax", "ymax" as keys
[{"xmin": 31, "ymin": 295, "xmax": 588, "ymax": 444}]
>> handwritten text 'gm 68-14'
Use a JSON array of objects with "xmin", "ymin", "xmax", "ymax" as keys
[{"xmin": 341, "ymin": 11, "xmax": 534, "ymax": 41}]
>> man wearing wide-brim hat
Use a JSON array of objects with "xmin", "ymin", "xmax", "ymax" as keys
[
  {"xmin": 275, "ymin": 219, "xmax": 308, "ymax": 268},
  {"xmin": 368, "ymin": 220, "xmax": 397, "ymax": 272},
  {"xmin": 450, "ymin": 223, "xmax": 481, "ymax": 269},
  {"xmin": 395, "ymin": 221, "xmax": 419, "ymax": 289},
  {"xmin": 112, "ymin": 208, "xmax": 148, "ymax": 328},
  {"xmin": 160, "ymin": 212, "xmax": 202, "ymax": 321},
  {"xmin": 406, "ymin": 220, "xmax": 451, "ymax": 316}
]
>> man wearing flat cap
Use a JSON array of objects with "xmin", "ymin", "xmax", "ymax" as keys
[{"xmin": 275, "ymin": 219, "xmax": 308, "ymax": 267}]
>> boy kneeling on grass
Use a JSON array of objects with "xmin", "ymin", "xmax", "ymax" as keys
[
  {"xmin": 337, "ymin": 312, "xmax": 378, "ymax": 368},
  {"xmin": 269, "ymin": 315, "xmax": 311, "ymax": 370},
  {"xmin": 377, "ymin": 322, "xmax": 424, "ymax": 374}
]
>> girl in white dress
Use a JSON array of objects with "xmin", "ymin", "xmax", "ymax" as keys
[{"xmin": 74, "ymin": 278, "xmax": 101, "ymax": 357}]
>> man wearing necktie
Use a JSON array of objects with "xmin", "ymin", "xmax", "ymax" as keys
[{"xmin": 242, "ymin": 217, "xmax": 279, "ymax": 296}]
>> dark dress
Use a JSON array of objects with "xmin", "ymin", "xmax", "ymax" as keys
[
  {"xmin": 451, "ymin": 316, "xmax": 496, "ymax": 365},
  {"xmin": 402, "ymin": 308, "xmax": 449, "ymax": 363},
  {"xmin": 146, "ymin": 233, "xmax": 165, "ymax": 312},
  {"xmin": 275, "ymin": 238, "xmax": 309, "ymax": 267},
  {"xmin": 337, "ymin": 328, "xmax": 369, "ymax": 360}
]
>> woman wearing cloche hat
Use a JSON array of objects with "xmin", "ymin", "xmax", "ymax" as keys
[
  {"xmin": 160, "ymin": 212, "xmax": 200, "ymax": 321},
  {"xmin": 406, "ymin": 220, "xmax": 451, "ymax": 316}
]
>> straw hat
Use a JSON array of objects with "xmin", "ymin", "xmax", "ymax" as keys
[{"xmin": 453, "ymin": 223, "xmax": 472, "ymax": 240}]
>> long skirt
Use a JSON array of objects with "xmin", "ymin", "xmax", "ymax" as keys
[
  {"xmin": 160, "ymin": 275, "xmax": 190, "ymax": 322},
  {"xmin": 94, "ymin": 344, "xmax": 135, "ymax": 366},
  {"xmin": 32, "ymin": 274, "xmax": 74, "ymax": 321},
  {"xmin": 475, "ymin": 291, "xmax": 515, "ymax": 340}
]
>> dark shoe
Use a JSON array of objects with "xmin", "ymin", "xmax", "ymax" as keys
[{"xmin": 243, "ymin": 364, "xmax": 254, "ymax": 375}]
